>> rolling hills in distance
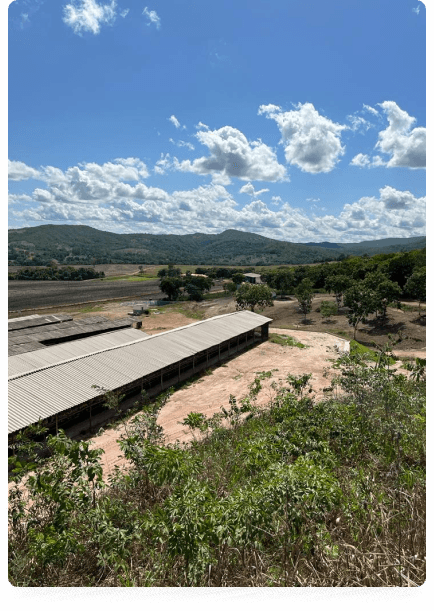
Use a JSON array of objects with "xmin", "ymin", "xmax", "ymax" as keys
[{"xmin": 8, "ymin": 224, "xmax": 426, "ymax": 267}]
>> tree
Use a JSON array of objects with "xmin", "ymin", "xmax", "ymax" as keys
[
  {"xmin": 269, "ymin": 268, "xmax": 294, "ymax": 298},
  {"xmin": 235, "ymin": 284, "xmax": 274, "ymax": 312},
  {"xmin": 231, "ymin": 272, "xmax": 245, "ymax": 285},
  {"xmin": 343, "ymin": 284, "xmax": 378, "ymax": 339},
  {"xmin": 223, "ymin": 281, "xmax": 237, "ymax": 295},
  {"xmin": 363, "ymin": 272, "xmax": 401, "ymax": 317},
  {"xmin": 325, "ymin": 274, "xmax": 354, "ymax": 309},
  {"xmin": 183, "ymin": 275, "xmax": 214, "ymax": 302},
  {"xmin": 404, "ymin": 268, "xmax": 426, "ymax": 313},
  {"xmin": 158, "ymin": 264, "xmax": 182, "ymax": 279},
  {"xmin": 159, "ymin": 277, "xmax": 184, "ymax": 301},
  {"xmin": 294, "ymin": 279, "xmax": 314, "ymax": 321},
  {"xmin": 320, "ymin": 300, "xmax": 338, "ymax": 322}
]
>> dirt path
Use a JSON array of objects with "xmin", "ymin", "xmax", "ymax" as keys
[{"xmin": 85, "ymin": 328, "xmax": 346, "ymax": 479}]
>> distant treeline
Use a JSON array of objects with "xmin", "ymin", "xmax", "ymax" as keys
[
  {"xmin": 197, "ymin": 249, "xmax": 426, "ymax": 299},
  {"xmin": 8, "ymin": 266, "xmax": 105, "ymax": 281}
]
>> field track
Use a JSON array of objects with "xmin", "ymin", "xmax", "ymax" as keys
[{"xmin": 8, "ymin": 279, "xmax": 165, "ymax": 311}]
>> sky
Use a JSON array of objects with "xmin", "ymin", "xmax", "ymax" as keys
[{"xmin": 7, "ymin": 0, "xmax": 427, "ymax": 243}]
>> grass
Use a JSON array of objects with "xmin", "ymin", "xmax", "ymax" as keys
[
  {"xmin": 77, "ymin": 304, "xmax": 105, "ymax": 313},
  {"xmin": 350, "ymin": 339, "xmax": 396, "ymax": 364},
  {"xmin": 269, "ymin": 333, "xmax": 307, "ymax": 349},
  {"xmin": 328, "ymin": 329, "xmax": 350, "ymax": 339},
  {"xmin": 99, "ymin": 275, "xmax": 159, "ymax": 282}
]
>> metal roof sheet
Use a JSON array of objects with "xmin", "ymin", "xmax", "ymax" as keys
[
  {"xmin": 8, "ymin": 314, "xmax": 72, "ymax": 332},
  {"xmin": 8, "ymin": 311, "xmax": 272, "ymax": 434},
  {"xmin": 8, "ymin": 328, "xmax": 147, "ymax": 378}
]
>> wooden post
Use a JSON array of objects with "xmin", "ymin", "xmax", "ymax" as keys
[
  {"xmin": 55, "ymin": 414, "xmax": 58, "ymax": 435},
  {"xmin": 161, "ymin": 371, "xmax": 164, "ymax": 390},
  {"xmin": 89, "ymin": 405, "xmax": 92, "ymax": 433},
  {"xmin": 178, "ymin": 362, "xmax": 181, "ymax": 382}
]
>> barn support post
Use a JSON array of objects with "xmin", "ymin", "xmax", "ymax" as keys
[
  {"xmin": 178, "ymin": 362, "xmax": 181, "ymax": 382},
  {"xmin": 161, "ymin": 371, "xmax": 163, "ymax": 390},
  {"xmin": 261, "ymin": 322, "xmax": 269, "ymax": 340},
  {"xmin": 55, "ymin": 414, "xmax": 58, "ymax": 435},
  {"xmin": 218, "ymin": 343, "xmax": 221, "ymax": 361},
  {"xmin": 89, "ymin": 405, "xmax": 92, "ymax": 433}
]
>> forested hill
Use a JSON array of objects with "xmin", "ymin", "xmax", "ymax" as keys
[{"xmin": 8, "ymin": 225, "xmax": 426, "ymax": 267}]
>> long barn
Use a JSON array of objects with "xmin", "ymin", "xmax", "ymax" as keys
[{"xmin": 8, "ymin": 311, "xmax": 271, "ymax": 439}]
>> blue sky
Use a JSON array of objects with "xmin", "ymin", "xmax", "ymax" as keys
[{"xmin": 8, "ymin": 0, "xmax": 426, "ymax": 242}]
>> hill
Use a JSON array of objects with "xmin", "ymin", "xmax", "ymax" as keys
[{"xmin": 8, "ymin": 225, "xmax": 426, "ymax": 267}]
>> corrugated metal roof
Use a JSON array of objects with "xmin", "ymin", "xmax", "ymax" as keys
[
  {"xmin": 8, "ymin": 311, "xmax": 271, "ymax": 434},
  {"xmin": 8, "ymin": 328, "xmax": 147, "ymax": 378},
  {"xmin": 8, "ymin": 314, "xmax": 72, "ymax": 332},
  {"xmin": 244, "ymin": 273, "xmax": 262, "ymax": 278},
  {"xmin": 8, "ymin": 317, "xmax": 135, "ymax": 355},
  {"xmin": 8, "ymin": 314, "xmax": 42, "ymax": 323}
]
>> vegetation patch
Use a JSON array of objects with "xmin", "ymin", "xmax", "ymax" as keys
[
  {"xmin": 350, "ymin": 339, "xmax": 396, "ymax": 365},
  {"xmin": 8, "ymin": 357, "xmax": 425, "ymax": 587},
  {"xmin": 269, "ymin": 333, "xmax": 307, "ymax": 349}
]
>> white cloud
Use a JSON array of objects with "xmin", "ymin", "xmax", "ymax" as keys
[
  {"xmin": 63, "ymin": 0, "xmax": 117, "ymax": 35},
  {"xmin": 346, "ymin": 114, "xmax": 374, "ymax": 133},
  {"xmin": 195, "ymin": 122, "xmax": 209, "ymax": 130},
  {"xmin": 153, "ymin": 153, "xmax": 172, "ymax": 175},
  {"xmin": 175, "ymin": 126, "xmax": 288, "ymax": 183},
  {"xmin": 306, "ymin": 198, "xmax": 320, "ymax": 202},
  {"xmin": 8, "ymin": 160, "xmax": 41, "ymax": 181},
  {"xmin": 351, "ymin": 153, "xmax": 386, "ymax": 168},
  {"xmin": 412, "ymin": 6, "xmax": 420, "ymax": 15},
  {"xmin": 375, "ymin": 101, "xmax": 426, "ymax": 168},
  {"xmin": 169, "ymin": 138, "xmax": 195, "ymax": 151},
  {"xmin": 239, "ymin": 182, "xmax": 269, "ymax": 198},
  {"xmin": 120, "ymin": 8, "xmax": 129, "ymax": 17},
  {"xmin": 10, "ymin": 158, "xmax": 425, "ymax": 243},
  {"xmin": 259, "ymin": 102, "xmax": 347, "ymax": 173},
  {"xmin": 143, "ymin": 7, "xmax": 161, "ymax": 29},
  {"xmin": 168, "ymin": 115, "xmax": 184, "ymax": 129},
  {"xmin": 363, "ymin": 104, "xmax": 380, "ymax": 117}
]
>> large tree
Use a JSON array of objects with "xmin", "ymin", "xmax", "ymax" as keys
[
  {"xmin": 183, "ymin": 274, "xmax": 214, "ymax": 301},
  {"xmin": 159, "ymin": 276, "xmax": 184, "ymax": 301},
  {"xmin": 235, "ymin": 283, "xmax": 274, "ymax": 312}
]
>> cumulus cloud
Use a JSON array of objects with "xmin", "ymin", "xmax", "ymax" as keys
[
  {"xmin": 258, "ymin": 102, "xmax": 347, "ymax": 173},
  {"xmin": 351, "ymin": 153, "xmax": 385, "ymax": 168},
  {"xmin": 120, "ymin": 8, "xmax": 129, "ymax": 17},
  {"xmin": 239, "ymin": 182, "xmax": 269, "ymax": 198},
  {"xmin": 143, "ymin": 7, "xmax": 161, "ymax": 29},
  {"xmin": 375, "ymin": 101, "xmax": 426, "ymax": 168},
  {"xmin": 175, "ymin": 126, "xmax": 288, "ymax": 183},
  {"xmin": 195, "ymin": 122, "xmax": 209, "ymax": 130},
  {"xmin": 63, "ymin": 0, "xmax": 117, "ymax": 35},
  {"xmin": 169, "ymin": 138, "xmax": 195, "ymax": 150},
  {"xmin": 8, "ymin": 160, "xmax": 41, "ymax": 181},
  {"xmin": 168, "ymin": 115, "xmax": 186, "ymax": 130},
  {"xmin": 346, "ymin": 114, "xmax": 374, "ymax": 133},
  {"xmin": 10, "ymin": 157, "xmax": 425, "ymax": 243}
]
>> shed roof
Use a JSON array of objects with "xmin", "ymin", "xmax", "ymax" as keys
[
  {"xmin": 8, "ymin": 311, "xmax": 272, "ymax": 434},
  {"xmin": 8, "ymin": 328, "xmax": 147, "ymax": 378},
  {"xmin": 243, "ymin": 273, "xmax": 262, "ymax": 278}
]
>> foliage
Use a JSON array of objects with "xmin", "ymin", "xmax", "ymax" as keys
[
  {"xmin": 320, "ymin": 300, "xmax": 338, "ymax": 321},
  {"xmin": 343, "ymin": 284, "xmax": 378, "ymax": 339},
  {"xmin": 294, "ymin": 278, "xmax": 314, "ymax": 320},
  {"xmin": 235, "ymin": 283, "xmax": 274, "ymax": 312},
  {"xmin": 9, "ymin": 358, "xmax": 425, "ymax": 586},
  {"xmin": 183, "ymin": 273, "xmax": 214, "ymax": 302},
  {"xmin": 404, "ymin": 268, "xmax": 426, "ymax": 311},
  {"xmin": 8, "ymin": 266, "xmax": 104, "ymax": 281},
  {"xmin": 269, "ymin": 333, "xmax": 307, "ymax": 349},
  {"xmin": 159, "ymin": 276, "xmax": 184, "ymax": 301},
  {"xmin": 325, "ymin": 274, "xmax": 354, "ymax": 309}
]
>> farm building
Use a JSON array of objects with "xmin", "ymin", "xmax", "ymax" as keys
[
  {"xmin": 8, "ymin": 310, "xmax": 272, "ymax": 440},
  {"xmin": 243, "ymin": 273, "xmax": 262, "ymax": 284},
  {"xmin": 8, "ymin": 314, "xmax": 135, "ymax": 356}
]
